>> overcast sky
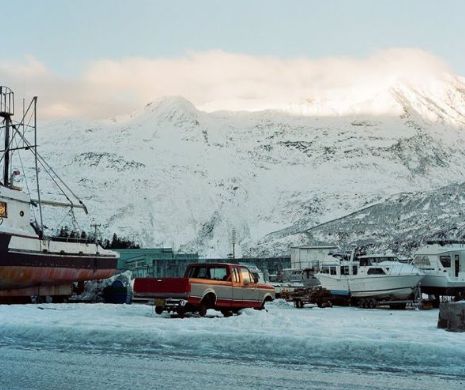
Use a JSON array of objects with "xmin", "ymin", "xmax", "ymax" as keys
[{"xmin": 1, "ymin": 0, "xmax": 464, "ymax": 119}]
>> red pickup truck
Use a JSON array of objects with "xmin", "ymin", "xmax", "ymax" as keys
[{"xmin": 133, "ymin": 263, "xmax": 275, "ymax": 317}]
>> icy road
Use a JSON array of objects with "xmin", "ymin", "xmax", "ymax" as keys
[{"xmin": 0, "ymin": 302, "xmax": 464, "ymax": 389}]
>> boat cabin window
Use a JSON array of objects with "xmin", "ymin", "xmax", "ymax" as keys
[
  {"xmin": 413, "ymin": 256, "xmax": 430, "ymax": 267},
  {"xmin": 321, "ymin": 266, "xmax": 330, "ymax": 274},
  {"xmin": 304, "ymin": 269, "xmax": 313, "ymax": 278},
  {"xmin": 367, "ymin": 268, "xmax": 385, "ymax": 275},
  {"xmin": 352, "ymin": 266, "xmax": 358, "ymax": 275},
  {"xmin": 341, "ymin": 266, "xmax": 350, "ymax": 275},
  {"xmin": 330, "ymin": 267, "xmax": 337, "ymax": 275},
  {"xmin": 440, "ymin": 256, "xmax": 451, "ymax": 268},
  {"xmin": 0, "ymin": 201, "xmax": 7, "ymax": 218}
]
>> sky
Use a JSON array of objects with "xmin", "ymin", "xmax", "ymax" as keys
[{"xmin": 1, "ymin": 0, "xmax": 465, "ymax": 119}]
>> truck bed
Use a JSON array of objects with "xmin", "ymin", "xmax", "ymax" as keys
[{"xmin": 133, "ymin": 277, "xmax": 191, "ymax": 298}]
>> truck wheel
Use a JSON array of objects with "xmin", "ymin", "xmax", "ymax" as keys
[
  {"xmin": 198, "ymin": 303, "xmax": 207, "ymax": 317},
  {"xmin": 155, "ymin": 306, "xmax": 164, "ymax": 315},
  {"xmin": 176, "ymin": 307, "xmax": 186, "ymax": 318}
]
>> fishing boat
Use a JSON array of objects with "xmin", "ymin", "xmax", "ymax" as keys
[
  {"xmin": 413, "ymin": 240, "xmax": 465, "ymax": 298},
  {"xmin": 0, "ymin": 86, "xmax": 118, "ymax": 302},
  {"xmin": 315, "ymin": 250, "xmax": 423, "ymax": 306}
]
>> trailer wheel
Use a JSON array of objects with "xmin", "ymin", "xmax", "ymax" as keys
[
  {"xmin": 389, "ymin": 303, "xmax": 406, "ymax": 310},
  {"xmin": 221, "ymin": 309, "xmax": 233, "ymax": 317},
  {"xmin": 368, "ymin": 299, "xmax": 376, "ymax": 309},
  {"xmin": 155, "ymin": 306, "xmax": 164, "ymax": 315}
]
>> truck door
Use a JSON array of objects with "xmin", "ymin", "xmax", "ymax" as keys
[
  {"xmin": 239, "ymin": 267, "xmax": 259, "ymax": 308},
  {"xmin": 208, "ymin": 265, "xmax": 233, "ymax": 307},
  {"xmin": 231, "ymin": 267, "xmax": 242, "ymax": 308}
]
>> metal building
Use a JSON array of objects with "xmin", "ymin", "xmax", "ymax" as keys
[
  {"xmin": 290, "ymin": 246, "xmax": 337, "ymax": 270},
  {"xmin": 116, "ymin": 248, "xmax": 199, "ymax": 278}
]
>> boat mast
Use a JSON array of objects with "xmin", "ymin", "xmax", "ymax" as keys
[
  {"xmin": 0, "ymin": 86, "xmax": 14, "ymax": 187},
  {"xmin": 33, "ymin": 97, "xmax": 44, "ymax": 232},
  {"xmin": 1, "ymin": 87, "xmax": 89, "ymax": 238}
]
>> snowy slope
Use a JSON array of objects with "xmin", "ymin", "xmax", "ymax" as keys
[
  {"xmin": 18, "ymin": 74, "xmax": 465, "ymax": 257},
  {"xmin": 257, "ymin": 182, "xmax": 465, "ymax": 256}
]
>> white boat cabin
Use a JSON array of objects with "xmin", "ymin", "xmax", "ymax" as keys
[{"xmin": 414, "ymin": 241, "xmax": 465, "ymax": 281}]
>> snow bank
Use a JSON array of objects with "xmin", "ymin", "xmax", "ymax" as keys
[{"xmin": 0, "ymin": 302, "xmax": 463, "ymax": 378}]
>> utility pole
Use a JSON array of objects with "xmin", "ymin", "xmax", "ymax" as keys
[
  {"xmin": 91, "ymin": 223, "xmax": 101, "ymax": 253},
  {"xmin": 231, "ymin": 228, "xmax": 236, "ymax": 260}
]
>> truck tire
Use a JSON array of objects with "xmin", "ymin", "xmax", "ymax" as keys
[
  {"xmin": 155, "ymin": 306, "xmax": 164, "ymax": 315},
  {"xmin": 198, "ymin": 303, "xmax": 207, "ymax": 317},
  {"xmin": 258, "ymin": 296, "xmax": 273, "ymax": 311}
]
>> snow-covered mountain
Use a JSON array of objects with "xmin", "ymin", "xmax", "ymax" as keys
[{"xmin": 21, "ymin": 73, "xmax": 465, "ymax": 257}]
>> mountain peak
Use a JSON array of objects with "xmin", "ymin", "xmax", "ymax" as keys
[{"xmin": 138, "ymin": 96, "xmax": 201, "ymax": 126}]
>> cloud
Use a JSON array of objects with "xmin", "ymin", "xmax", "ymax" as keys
[{"xmin": 0, "ymin": 49, "xmax": 456, "ymax": 120}]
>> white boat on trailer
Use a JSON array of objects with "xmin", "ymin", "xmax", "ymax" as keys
[
  {"xmin": 315, "ymin": 251, "xmax": 424, "ymax": 308},
  {"xmin": 413, "ymin": 240, "xmax": 465, "ymax": 298}
]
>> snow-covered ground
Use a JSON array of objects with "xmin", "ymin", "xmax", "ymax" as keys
[{"xmin": 0, "ymin": 302, "xmax": 464, "ymax": 389}]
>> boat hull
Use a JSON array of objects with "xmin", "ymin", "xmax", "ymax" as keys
[
  {"xmin": 0, "ymin": 265, "xmax": 116, "ymax": 290},
  {"xmin": 317, "ymin": 274, "xmax": 423, "ymax": 300},
  {"xmin": 0, "ymin": 234, "xmax": 118, "ymax": 298},
  {"xmin": 420, "ymin": 274, "xmax": 465, "ymax": 296}
]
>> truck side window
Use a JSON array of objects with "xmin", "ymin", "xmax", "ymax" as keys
[
  {"xmin": 232, "ymin": 268, "xmax": 240, "ymax": 283},
  {"xmin": 209, "ymin": 266, "xmax": 228, "ymax": 281},
  {"xmin": 249, "ymin": 271, "xmax": 257, "ymax": 283},
  {"xmin": 240, "ymin": 268, "xmax": 252, "ymax": 284}
]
